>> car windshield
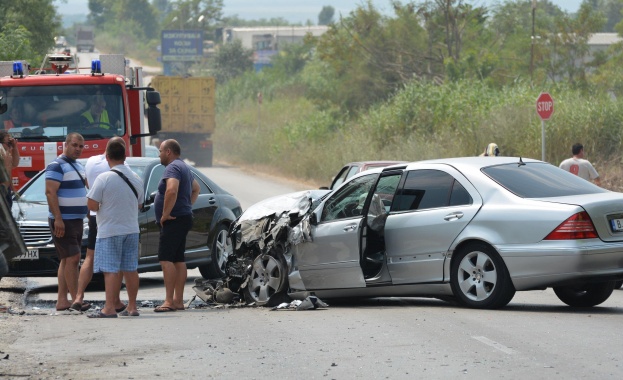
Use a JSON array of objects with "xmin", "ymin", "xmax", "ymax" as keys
[
  {"xmin": 1, "ymin": 84, "xmax": 125, "ymax": 142},
  {"xmin": 18, "ymin": 162, "xmax": 148, "ymax": 203},
  {"xmin": 482, "ymin": 162, "xmax": 608, "ymax": 198}
]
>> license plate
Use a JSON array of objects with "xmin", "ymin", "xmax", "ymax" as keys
[
  {"xmin": 12, "ymin": 249, "xmax": 39, "ymax": 261},
  {"xmin": 611, "ymin": 218, "xmax": 623, "ymax": 232}
]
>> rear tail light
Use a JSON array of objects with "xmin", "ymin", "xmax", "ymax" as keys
[{"xmin": 544, "ymin": 211, "xmax": 598, "ymax": 240}]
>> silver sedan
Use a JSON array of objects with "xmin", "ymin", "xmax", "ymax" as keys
[{"xmin": 226, "ymin": 157, "xmax": 623, "ymax": 309}]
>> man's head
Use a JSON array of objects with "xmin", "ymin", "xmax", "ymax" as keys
[
  {"xmin": 572, "ymin": 143, "xmax": 584, "ymax": 157},
  {"xmin": 89, "ymin": 94, "xmax": 106, "ymax": 117},
  {"xmin": 64, "ymin": 132, "xmax": 84, "ymax": 159},
  {"xmin": 0, "ymin": 130, "xmax": 15, "ymax": 149},
  {"xmin": 158, "ymin": 139, "xmax": 181, "ymax": 166},
  {"xmin": 106, "ymin": 137, "xmax": 126, "ymax": 164}
]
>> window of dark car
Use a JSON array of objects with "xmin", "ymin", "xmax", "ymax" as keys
[
  {"xmin": 482, "ymin": 162, "xmax": 607, "ymax": 198},
  {"xmin": 18, "ymin": 173, "xmax": 47, "ymax": 202},
  {"xmin": 331, "ymin": 165, "xmax": 359, "ymax": 190},
  {"xmin": 146, "ymin": 164, "xmax": 165, "ymax": 197},
  {"xmin": 322, "ymin": 173, "xmax": 378, "ymax": 222},
  {"xmin": 192, "ymin": 171, "xmax": 213, "ymax": 194},
  {"xmin": 392, "ymin": 169, "xmax": 472, "ymax": 212}
]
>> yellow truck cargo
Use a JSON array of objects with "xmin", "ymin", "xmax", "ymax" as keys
[{"xmin": 150, "ymin": 76, "xmax": 215, "ymax": 166}]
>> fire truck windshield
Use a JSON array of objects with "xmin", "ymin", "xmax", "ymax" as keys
[{"xmin": 1, "ymin": 84, "xmax": 125, "ymax": 141}]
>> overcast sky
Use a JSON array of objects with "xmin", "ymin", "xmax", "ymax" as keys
[{"xmin": 55, "ymin": 0, "xmax": 583, "ymax": 23}]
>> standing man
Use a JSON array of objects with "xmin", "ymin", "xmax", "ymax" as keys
[
  {"xmin": 154, "ymin": 139, "xmax": 199, "ymax": 312},
  {"xmin": 0, "ymin": 131, "xmax": 19, "ymax": 208},
  {"xmin": 72, "ymin": 136, "xmax": 128, "ymax": 312},
  {"xmin": 45, "ymin": 132, "xmax": 87, "ymax": 311},
  {"xmin": 559, "ymin": 143, "xmax": 601, "ymax": 186},
  {"xmin": 86, "ymin": 139, "xmax": 144, "ymax": 318}
]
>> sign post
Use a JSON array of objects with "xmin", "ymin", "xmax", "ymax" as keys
[{"xmin": 536, "ymin": 92, "xmax": 554, "ymax": 161}]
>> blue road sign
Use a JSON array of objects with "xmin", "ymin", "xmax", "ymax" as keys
[{"xmin": 161, "ymin": 30, "xmax": 203, "ymax": 62}]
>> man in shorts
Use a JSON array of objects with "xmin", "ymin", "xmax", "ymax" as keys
[
  {"xmin": 154, "ymin": 139, "xmax": 199, "ymax": 312},
  {"xmin": 86, "ymin": 139, "xmax": 144, "ymax": 317},
  {"xmin": 45, "ymin": 132, "xmax": 87, "ymax": 311},
  {"xmin": 72, "ymin": 136, "xmax": 129, "ymax": 312}
]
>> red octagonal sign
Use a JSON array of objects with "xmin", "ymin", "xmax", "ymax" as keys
[{"xmin": 536, "ymin": 92, "xmax": 554, "ymax": 120}]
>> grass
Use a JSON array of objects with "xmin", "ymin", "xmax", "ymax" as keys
[{"xmin": 214, "ymin": 78, "xmax": 623, "ymax": 192}]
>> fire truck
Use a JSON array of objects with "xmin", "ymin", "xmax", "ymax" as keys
[{"xmin": 0, "ymin": 53, "xmax": 161, "ymax": 190}]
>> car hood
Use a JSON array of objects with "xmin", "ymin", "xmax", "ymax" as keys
[{"xmin": 232, "ymin": 190, "xmax": 330, "ymax": 248}]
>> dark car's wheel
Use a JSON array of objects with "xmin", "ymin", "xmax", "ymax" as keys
[
  {"xmin": 553, "ymin": 282, "xmax": 615, "ymax": 307},
  {"xmin": 245, "ymin": 244, "xmax": 289, "ymax": 307},
  {"xmin": 198, "ymin": 224, "xmax": 231, "ymax": 279},
  {"xmin": 450, "ymin": 242, "xmax": 515, "ymax": 309},
  {"xmin": 614, "ymin": 280, "xmax": 623, "ymax": 289}
]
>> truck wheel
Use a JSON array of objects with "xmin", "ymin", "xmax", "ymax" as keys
[{"xmin": 194, "ymin": 147, "xmax": 213, "ymax": 167}]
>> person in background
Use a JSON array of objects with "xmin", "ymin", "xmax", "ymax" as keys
[
  {"xmin": 3, "ymin": 102, "xmax": 31, "ymax": 130},
  {"xmin": 45, "ymin": 132, "xmax": 88, "ymax": 311},
  {"xmin": 153, "ymin": 139, "xmax": 200, "ymax": 312},
  {"xmin": 81, "ymin": 94, "xmax": 110, "ymax": 129},
  {"xmin": 0, "ymin": 131, "xmax": 19, "ymax": 208},
  {"xmin": 479, "ymin": 143, "xmax": 500, "ymax": 157},
  {"xmin": 86, "ymin": 139, "xmax": 144, "ymax": 318},
  {"xmin": 559, "ymin": 143, "xmax": 601, "ymax": 186}
]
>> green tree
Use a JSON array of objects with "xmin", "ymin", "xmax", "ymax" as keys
[
  {"xmin": 209, "ymin": 39, "xmax": 254, "ymax": 83},
  {"xmin": 89, "ymin": 0, "xmax": 159, "ymax": 39},
  {"xmin": 0, "ymin": 25, "xmax": 35, "ymax": 61},
  {"xmin": 0, "ymin": 0, "xmax": 60, "ymax": 60},
  {"xmin": 318, "ymin": 6, "xmax": 335, "ymax": 25}
]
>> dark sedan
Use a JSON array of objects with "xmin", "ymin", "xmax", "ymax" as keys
[{"xmin": 8, "ymin": 157, "xmax": 242, "ymax": 279}]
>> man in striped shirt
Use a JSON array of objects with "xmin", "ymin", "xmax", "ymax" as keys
[{"xmin": 45, "ymin": 132, "xmax": 88, "ymax": 311}]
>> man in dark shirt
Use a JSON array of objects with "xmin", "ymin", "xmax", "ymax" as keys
[{"xmin": 154, "ymin": 139, "xmax": 199, "ymax": 312}]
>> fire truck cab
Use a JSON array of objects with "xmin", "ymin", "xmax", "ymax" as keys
[{"xmin": 0, "ymin": 54, "xmax": 161, "ymax": 190}]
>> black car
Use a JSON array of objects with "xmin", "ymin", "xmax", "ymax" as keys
[{"xmin": 8, "ymin": 157, "xmax": 242, "ymax": 279}]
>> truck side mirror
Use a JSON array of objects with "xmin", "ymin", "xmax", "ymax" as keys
[{"xmin": 145, "ymin": 90, "xmax": 161, "ymax": 134}]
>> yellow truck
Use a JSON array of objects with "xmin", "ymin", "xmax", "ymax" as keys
[{"xmin": 150, "ymin": 76, "xmax": 215, "ymax": 166}]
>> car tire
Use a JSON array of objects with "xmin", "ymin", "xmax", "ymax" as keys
[
  {"xmin": 614, "ymin": 280, "xmax": 623, "ymax": 289},
  {"xmin": 244, "ymin": 244, "xmax": 290, "ymax": 307},
  {"xmin": 198, "ymin": 224, "xmax": 231, "ymax": 279},
  {"xmin": 450, "ymin": 242, "xmax": 515, "ymax": 309},
  {"xmin": 553, "ymin": 282, "xmax": 615, "ymax": 307}
]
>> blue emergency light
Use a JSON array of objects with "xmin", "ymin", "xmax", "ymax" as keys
[
  {"xmin": 91, "ymin": 59, "xmax": 102, "ymax": 74},
  {"xmin": 12, "ymin": 62, "xmax": 23, "ymax": 76}
]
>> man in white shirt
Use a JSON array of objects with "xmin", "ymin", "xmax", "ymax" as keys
[
  {"xmin": 86, "ymin": 139, "xmax": 144, "ymax": 317},
  {"xmin": 559, "ymin": 143, "xmax": 601, "ymax": 186}
]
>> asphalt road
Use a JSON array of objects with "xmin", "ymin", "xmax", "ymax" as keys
[{"xmin": 2, "ymin": 165, "xmax": 623, "ymax": 379}]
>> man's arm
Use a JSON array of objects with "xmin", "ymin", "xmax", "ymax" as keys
[
  {"xmin": 9, "ymin": 139, "xmax": 19, "ymax": 168},
  {"xmin": 160, "ymin": 177, "xmax": 179, "ymax": 224},
  {"xmin": 594, "ymin": 177, "xmax": 602, "ymax": 187},
  {"xmin": 45, "ymin": 179, "xmax": 64, "ymax": 237},
  {"xmin": 87, "ymin": 198, "xmax": 99, "ymax": 212},
  {"xmin": 190, "ymin": 179, "xmax": 200, "ymax": 205}
]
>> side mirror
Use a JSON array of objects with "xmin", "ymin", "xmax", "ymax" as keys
[
  {"xmin": 310, "ymin": 212, "xmax": 318, "ymax": 226},
  {"xmin": 146, "ymin": 90, "xmax": 161, "ymax": 134},
  {"xmin": 145, "ymin": 191, "xmax": 157, "ymax": 205}
]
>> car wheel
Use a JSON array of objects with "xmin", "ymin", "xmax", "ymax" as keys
[
  {"xmin": 198, "ymin": 224, "xmax": 231, "ymax": 279},
  {"xmin": 553, "ymin": 282, "xmax": 615, "ymax": 307},
  {"xmin": 245, "ymin": 244, "xmax": 290, "ymax": 307},
  {"xmin": 450, "ymin": 242, "xmax": 515, "ymax": 309},
  {"xmin": 614, "ymin": 280, "xmax": 623, "ymax": 289}
]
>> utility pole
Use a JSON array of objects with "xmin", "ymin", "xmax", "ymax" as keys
[{"xmin": 530, "ymin": 0, "xmax": 536, "ymax": 84}]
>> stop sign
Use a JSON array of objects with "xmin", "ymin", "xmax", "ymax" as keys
[{"xmin": 536, "ymin": 92, "xmax": 554, "ymax": 120}]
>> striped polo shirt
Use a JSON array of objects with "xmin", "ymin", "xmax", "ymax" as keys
[{"xmin": 45, "ymin": 155, "xmax": 88, "ymax": 220}]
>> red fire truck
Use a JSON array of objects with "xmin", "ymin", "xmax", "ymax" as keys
[{"xmin": 0, "ymin": 53, "xmax": 161, "ymax": 190}]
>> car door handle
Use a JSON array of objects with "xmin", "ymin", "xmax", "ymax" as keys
[
  {"xmin": 444, "ymin": 212, "xmax": 464, "ymax": 221},
  {"xmin": 208, "ymin": 197, "xmax": 216, "ymax": 205},
  {"xmin": 343, "ymin": 224, "xmax": 358, "ymax": 232}
]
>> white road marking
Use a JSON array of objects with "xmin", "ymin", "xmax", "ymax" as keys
[{"xmin": 472, "ymin": 336, "xmax": 516, "ymax": 354}]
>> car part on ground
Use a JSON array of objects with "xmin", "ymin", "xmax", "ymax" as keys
[{"xmin": 224, "ymin": 157, "xmax": 623, "ymax": 309}]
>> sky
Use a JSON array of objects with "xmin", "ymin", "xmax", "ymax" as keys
[{"xmin": 54, "ymin": 1, "xmax": 583, "ymax": 23}]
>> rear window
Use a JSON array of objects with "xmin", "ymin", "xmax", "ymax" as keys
[{"xmin": 482, "ymin": 162, "xmax": 608, "ymax": 198}]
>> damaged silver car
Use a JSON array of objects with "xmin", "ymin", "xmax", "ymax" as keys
[{"xmin": 225, "ymin": 157, "xmax": 623, "ymax": 309}]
